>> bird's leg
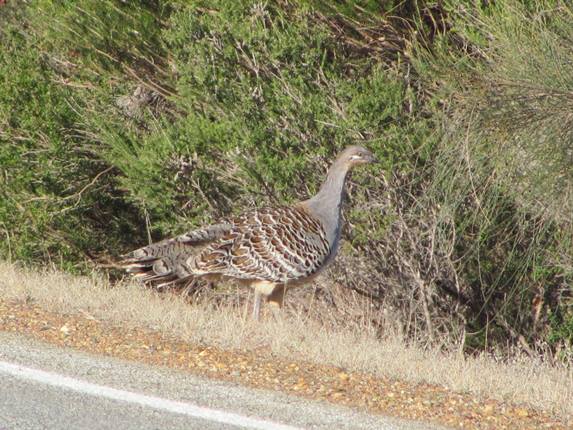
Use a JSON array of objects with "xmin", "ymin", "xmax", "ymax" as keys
[
  {"xmin": 253, "ymin": 291, "xmax": 262, "ymax": 321},
  {"xmin": 252, "ymin": 281, "xmax": 276, "ymax": 320},
  {"xmin": 267, "ymin": 285, "xmax": 286, "ymax": 311}
]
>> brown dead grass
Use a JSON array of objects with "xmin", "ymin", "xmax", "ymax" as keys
[{"xmin": 1, "ymin": 260, "xmax": 572, "ymax": 422}]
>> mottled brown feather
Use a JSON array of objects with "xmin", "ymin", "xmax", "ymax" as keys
[
  {"xmin": 191, "ymin": 206, "xmax": 330, "ymax": 283},
  {"xmin": 120, "ymin": 206, "xmax": 330, "ymax": 287}
]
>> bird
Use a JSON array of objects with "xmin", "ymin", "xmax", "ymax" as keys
[{"xmin": 121, "ymin": 145, "xmax": 378, "ymax": 319}]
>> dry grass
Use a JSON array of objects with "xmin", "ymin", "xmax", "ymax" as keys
[{"xmin": 1, "ymin": 260, "xmax": 572, "ymax": 421}]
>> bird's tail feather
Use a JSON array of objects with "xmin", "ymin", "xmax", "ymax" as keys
[{"xmin": 121, "ymin": 223, "xmax": 231, "ymax": 287}]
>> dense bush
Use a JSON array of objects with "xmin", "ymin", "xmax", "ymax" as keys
[
  {"xmin": 0, "ymin": 0, "xmax": 571, "ymax": 354},
  {"xmin": 0, "ymin": 3, "xmax": 146, "ymax": 269},
  {"xmin": 408, "ymin": 0, "xmax": 573, "ymax": 352}
]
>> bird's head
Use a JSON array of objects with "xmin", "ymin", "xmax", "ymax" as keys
[{"xmin": 336, "ymin": 145, "xmax": 378, "ymax": 169}]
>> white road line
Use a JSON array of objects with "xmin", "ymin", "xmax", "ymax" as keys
[{"xmin": 0, "ymin": 361, "xmax": 302, "ymax": 430}]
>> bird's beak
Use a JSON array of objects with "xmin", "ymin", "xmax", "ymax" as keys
[{"xmin": 367, "ymin": 153, "xmax": 379, "ymax": 164}]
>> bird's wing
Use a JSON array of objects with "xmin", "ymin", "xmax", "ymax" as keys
[
  {"xmin": 192, "ymin": 206, "xmax": 331, "ymax": 283},
  {"xmin": 121, "ymin": 222, "xmax": 232, "ymax": 286}
]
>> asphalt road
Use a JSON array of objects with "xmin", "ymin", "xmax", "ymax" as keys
[{"xmin": 0, "ymin": 333, "xmax": 448, "ymax": 430}]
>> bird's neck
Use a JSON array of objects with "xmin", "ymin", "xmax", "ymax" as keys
[{"xmin": 304, "ymin": 160, "xmax": 349, "ymax": 245}]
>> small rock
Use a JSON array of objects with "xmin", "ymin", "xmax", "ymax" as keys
[
  {"xmin": 482, "ymin": 404, "xmax": 495, "ymax": 415},
  {"xmin": 514, "ymin": 408, "xmax": 529, "ymax": 417}
]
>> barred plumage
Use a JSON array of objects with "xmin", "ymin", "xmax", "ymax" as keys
[
  {"xmin": 193, "ymin": 206, "xmax": 330, "ymax": 282},
  {"xmin": 121, "ymin": 146, "xmax": 377, "ymax": 319}
]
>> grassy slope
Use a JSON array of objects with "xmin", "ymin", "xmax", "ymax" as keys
[{"xmin": 0, "ymin": 0, "xmax": 571, "ymax": 353}]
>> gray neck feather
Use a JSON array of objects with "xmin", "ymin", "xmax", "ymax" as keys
[{"xmin": 304, "ymin": 159, "xmax": 350, "ymax": 246}]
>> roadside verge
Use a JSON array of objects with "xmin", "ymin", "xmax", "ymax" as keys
[{"xmin": 0, "ymin": 261, "xmax": 570, "ymax": 429}]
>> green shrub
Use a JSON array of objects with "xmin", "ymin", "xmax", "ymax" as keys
[
  {"xmin": 1, "ymin": 0, "xmax": 419, "ymax": 263},
  {"xmin": 0, "ymin": 1, "xmax": 161, "ymax": 270},
  {"xmin": 95, "ymin": 1, "xmax": 424, "ymax": 237},
  {"xmin": 409, "ymin": 0, "xmax": 573, "ymax": 350}
]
